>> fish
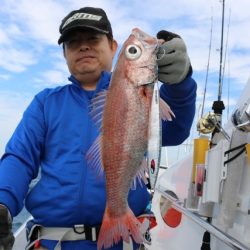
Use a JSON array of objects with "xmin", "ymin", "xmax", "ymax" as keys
[{"xmin": 87, "ymin": 28, "xmax": 174, "ymax": 249}]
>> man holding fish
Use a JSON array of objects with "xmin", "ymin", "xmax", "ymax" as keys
[{"xmin": 0, "ymin": 6, "xmax": 196, "ymax": 250}]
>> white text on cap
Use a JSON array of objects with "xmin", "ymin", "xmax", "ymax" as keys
[{"xmin": 62, "ymin": 13, "xmax": 103, "ymax": 30}]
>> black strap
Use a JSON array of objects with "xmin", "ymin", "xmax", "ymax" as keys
[
  {"xmin": 224, "ymin": 148, "xmax": 246, "ymax": 165},
  {"xmin": 84, "ymin": 225, "xmax": 101, "ymax": 241},
  {"xmin": 224, "ymin": 143, "xmax": 247, "ymax": 165},
  {"xmin": 224, "ymin": 143, "xmax": 247, "ymax": 156}
]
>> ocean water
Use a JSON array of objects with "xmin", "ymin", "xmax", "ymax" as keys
[{"xmin": 13, "ymin": 208, "xmax": 31, "ymax": 232}]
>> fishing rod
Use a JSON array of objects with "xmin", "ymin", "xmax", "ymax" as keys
[
  {"xmin": 222, "ymin": 8, "xmax": 231, "ymax": 120},
  {"xmin": 218, "ymin": 0, "xmax": 225, "ymax": 102},
  {"xmin": 200, "ymin": 12, "xmax": 213, "ymax": 119},
  {"xmin": 211, "ymin": 0, "xmax": 226, "ymax": 136},
  {"xmin": 221, "ymin": 8, "xmax": 231, "ymax": 90},
  {"xmin": 197, "ymin": 0, "xmax": 228, "ymax": 138}
]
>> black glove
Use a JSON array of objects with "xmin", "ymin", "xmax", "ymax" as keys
[
  {"xmin": 157, "ymin": 30, "xmax": 191, "ymax": 84},
  {"xmin": 0, "ymin": 205, "xmax": 14, "ymax": 250}
]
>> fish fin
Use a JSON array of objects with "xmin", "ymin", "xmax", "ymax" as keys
[
  {"xmin": 159, "ymin": 97, "xmax": 175, "ymax": 121},
  {"xmin": 131, "ymin": 158, "xmax": 148, "ymax": 190},
  {"xmin": 86, "ymin": 135, "xmax": 104, "ymax": 177},
  {"xmin": 97, "ymin": 206, "xmax": 143, "ymax": 250},
  {"xmin": 86, "ymin": 90, "xmax": 108, "ymax": 176},
  {"xmin": 89, "ymin": 90, "xmax": 108, "ymax": 131}
]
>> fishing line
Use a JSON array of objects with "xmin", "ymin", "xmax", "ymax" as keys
[{"xmin": 200, "ymin": 9, "xmax": 214, "ymax": 119}]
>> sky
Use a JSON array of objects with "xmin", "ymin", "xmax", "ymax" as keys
[{"xmin": 1, "ymin": 0, "xmax": 250, "ymax": 155}]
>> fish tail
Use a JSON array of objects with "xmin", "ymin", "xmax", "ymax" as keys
[{"xmin": 97, "ymin": 206, "xmax": 143, "ymax": 250}]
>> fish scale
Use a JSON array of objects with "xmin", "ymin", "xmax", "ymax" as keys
[
  {"xmin": 97, "ymin": 28, "xmax": 158, "ymax": 249},
  {"xmin": 87, "ymin": 28, "xmax": 175, "ymax": 249}
]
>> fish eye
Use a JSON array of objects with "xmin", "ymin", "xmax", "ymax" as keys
[{"xmin": 125, "ymin": 45, "xmax": 142, "ymax": 60}]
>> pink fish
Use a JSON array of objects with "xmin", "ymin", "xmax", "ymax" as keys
[{"xmin": 88, "ymin": 28, "xmax": 174, "ymax": 249}]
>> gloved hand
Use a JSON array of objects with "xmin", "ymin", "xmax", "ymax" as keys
[
  {"xmin": 0, "ymin": 205, "xmax": 14, "ymax": 250},
  {"xmin": 157, "ymin": 30, "xmax": 191, "ymax": 84}
]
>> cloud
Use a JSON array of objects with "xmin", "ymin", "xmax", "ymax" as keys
[
  {"xmin": 0, "ymin": 47, "xmax": 36, "ymax": 72},
  {"xmin": 0, "ymin": 30, "xmax": 9, "ymax": 45},
  {"xmin": 0, "ymin": 91, "xmax": 32, "ymax": 155},
  {"xmin": 33, "ymin": 50, "xmax": 69, "ymax": 87},
  {"xmin": 0, "ymin": 14, "xmax": 37, "ymax": 73},
  {"xmin": 1, "ymin": 0, "xmax": 65, "ymax": 45},
  {"xmin": 34, "ymin": 69, "xmax": 68, "ymax": 87},
  {"xmin": 0, "ymin": 74, "xmax": 11, "ymax": 81}
]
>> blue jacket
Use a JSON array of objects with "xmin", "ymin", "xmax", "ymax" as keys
[{"xmin": 0, "ymin": 71, "xmax": 196, "ymax": 249}]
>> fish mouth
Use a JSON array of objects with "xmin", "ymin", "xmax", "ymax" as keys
[
  {"xmin": 137, "ymin": 64, "xmax": 158, "ymax": 85},
  {"xmin": 138, "ymin": 63, "xmax": 157, "ymax": 71},
  {"xmin": 147, "ymin": 76, "xmax": 158, "ymax": 85}
]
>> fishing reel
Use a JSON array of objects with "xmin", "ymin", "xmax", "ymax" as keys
[
  {"xmin": 197, "ymin": 112, "xmax": 218, "ymax": 134},
  {"xmin": 197, "ymin": 112, "xmax": 230, "ymax": 140}
]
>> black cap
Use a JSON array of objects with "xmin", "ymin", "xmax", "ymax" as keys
[{"xmin": 58, "ymin": 7, "xmax": 113, "ymax": 44}]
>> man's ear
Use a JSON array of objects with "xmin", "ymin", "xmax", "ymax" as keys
[
  {"xmin": 63, "ymin": 43, "xmax": 66, "ymax": 58},
  {"xmin": 111, "ymin": 39, "xmax": 118, "ymax": 58}
]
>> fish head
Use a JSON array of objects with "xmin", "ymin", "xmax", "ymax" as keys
[{"xmin": 116, "ymin": 28, "xmax": 159, "ymax": 87}]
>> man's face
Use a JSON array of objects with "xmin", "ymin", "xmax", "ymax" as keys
[{"xmin": 63, "ymin": 29, "xmax": 117, "ymax": 88}]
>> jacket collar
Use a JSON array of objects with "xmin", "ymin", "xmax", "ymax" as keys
[{"xmin": 68, "ymin": 71, "xmax": 111, "ymax": 92}]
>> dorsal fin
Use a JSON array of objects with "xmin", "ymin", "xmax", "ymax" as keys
[
  {"xmin": 86, "ymin": 90, "xmax": 108, "ymax": 176},
  {"xmin": 86, "ymin": 135, "xmax": 104, "ymax": 177},
  {"xmin": 89, "ymin": 90, "xmax": 108, "ymax": 132}
]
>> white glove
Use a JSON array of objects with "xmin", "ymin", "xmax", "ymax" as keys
[{"xmin": 157, "ymin": 30, "xmax": 191, "ymax": 84}]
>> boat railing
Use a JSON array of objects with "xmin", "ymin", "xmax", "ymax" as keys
[{"xmin": 157, "ymin": 186, "xmax": 250, "ymax": 250}]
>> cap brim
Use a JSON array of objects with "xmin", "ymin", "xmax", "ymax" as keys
[{"xmin": 58, "ymin": 25, "xmax": 109, "ymax": 44}]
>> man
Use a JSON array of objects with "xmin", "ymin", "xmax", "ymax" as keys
[{"xmin": 0, "ymin": 6, "xmax": 196, "ymax": 250}]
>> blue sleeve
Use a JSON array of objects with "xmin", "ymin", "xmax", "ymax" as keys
[
  {"xmin": 0, "ymin": 91, "xmax": 47, "ymax": 217},
  {"xmin": 160, "ymin": 75, "xmax": 197, "ymax": 146}
]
